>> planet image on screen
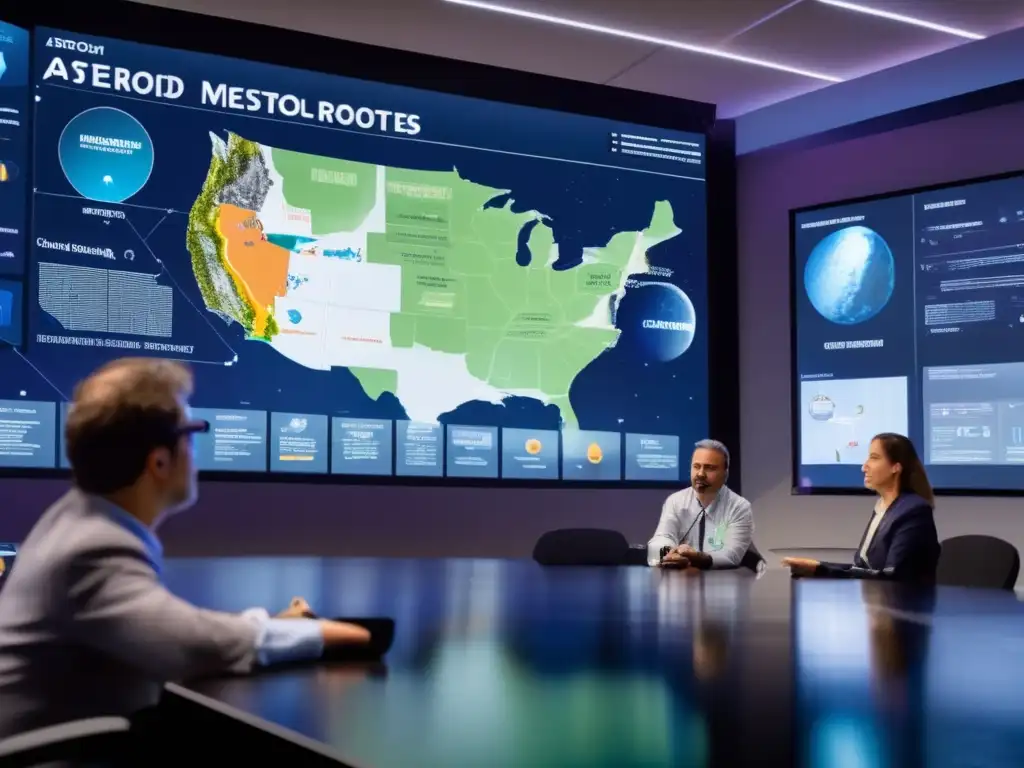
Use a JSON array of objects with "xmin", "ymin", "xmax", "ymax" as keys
[
  {"xmin": 586, "ymin": 442, "xmax": 603, "ymax": 464},
  {"xmin": 58, "ymin": 107, "xmax": 154, "ymax": 204},
  {"xmin": 616, "ymin": 281, "xmax": 696, "ymax": 362},
  {"xmin": 803, "ymin": 225, "xmax": 894, "ymax": 325},
  {"xmin": 524, "ymin": 438, "xmax": 542, "ymax": 455}
]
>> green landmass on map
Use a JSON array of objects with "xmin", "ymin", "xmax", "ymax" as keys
[
  {"xmin": 360, "ymin": 166, "xmax": 679, "ymax": 425},
  {"xmin": 269, "ymin": 148, "xmax": 377, "ymax": 235},
  {"xmin": 188, "ymin": 133, "xmax": 682, "ymax": 426}
]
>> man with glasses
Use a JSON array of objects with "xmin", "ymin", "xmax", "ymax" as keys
[{"xmin": 0, "ymin": 358, "xmax": 370, "ymax": 738}]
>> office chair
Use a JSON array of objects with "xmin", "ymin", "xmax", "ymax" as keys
[
  {"xmin": 532, "ymin": 528, "xmax": 630, "ymax": 566},
  {"xmin": 0, "ymin": 717, "xmax": 131, "ymax": 767},
  {"xmin": 936, "ymin": 535, "xmax": 1020, "ymax": 591}
]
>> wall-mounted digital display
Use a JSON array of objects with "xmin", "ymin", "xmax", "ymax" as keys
[
  {"xmin": 0, "ymin": 18, "xmax": 711, "ymax": 484},
  {"xmin": 792, "ymin": 172, "xmax": 1024, "ymax": 492}
]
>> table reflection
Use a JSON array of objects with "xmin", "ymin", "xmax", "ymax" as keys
[
  {"xmin": 166, "ymin": 559, "xmax": 772, "ymax": 768},
  {"xmin": 795, "ymin": 579, "xmax": 1024, "ymax": 768},
  {"xmin": 164, "ymin": 558, "xmax": 1024, "ymax": 768}
]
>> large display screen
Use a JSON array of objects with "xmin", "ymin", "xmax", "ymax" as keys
[
  {"xmin": 0, "ymin": 21, "xmax": 709, "ymax": 483},
  {"xmin": 792, "ymin": 171, "xmax": 1024, "ymax": 493}
]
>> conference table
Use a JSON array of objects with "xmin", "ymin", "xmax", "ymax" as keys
[{"xmin": 162, "ymin": 557, "xmax": 1024, "ymax": 768}]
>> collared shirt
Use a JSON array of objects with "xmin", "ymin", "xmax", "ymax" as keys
[
  {"xmin": 93, "ymin": 496, "xmax": 323, "ymax": 666},
  {"xmin": 859, "ymin": 498, "xmax": 889, "ymax": 567},
  {"xmin": 92, "ymin": 496, "xmax": 165, "ymax": 576},
  {"xmin": 647, "ymin": 485, "xmax": 754, "ymax": 568}
]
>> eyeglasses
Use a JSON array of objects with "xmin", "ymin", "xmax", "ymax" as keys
[{"xmin": 176, "ymin": 420, "xmax": 210, "ymax": 438}]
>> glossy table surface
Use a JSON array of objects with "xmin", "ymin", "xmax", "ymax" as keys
[{"xmin": 163, "ymin": 558, "xmax": 1024, "ymax": 768}]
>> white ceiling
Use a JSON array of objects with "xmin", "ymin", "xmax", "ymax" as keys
[{"xmin": 134, "ymin": 0, "xmax": 1024, "ymax": 117}]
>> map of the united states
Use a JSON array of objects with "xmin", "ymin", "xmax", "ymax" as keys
[{"xmin": 186, "ymin": 132, "xmax": 681, "ymax": 426}]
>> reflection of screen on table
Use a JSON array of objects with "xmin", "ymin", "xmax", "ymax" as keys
[
  {"xmin": 792, "ymin": 172, "xmax": 1024, "ymax": 492},
  {"xmin": 0, "ymin": 18, "xmax": 709, "ymax": 483}
]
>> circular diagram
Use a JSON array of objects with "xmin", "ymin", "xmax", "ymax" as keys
[
  {"xmin": 58, "ymin": 107, "xmax": 154, "ymax": 203},
  {"xmin": 803, "ymin": 225, "xmax": 895, "ymax": 325},
  {"xmin": 617, "ymin": 281, "xmax": 696, "ymax": 362}
]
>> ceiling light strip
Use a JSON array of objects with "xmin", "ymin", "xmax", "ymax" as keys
[
  {"xmin": 816, "ymin": 0, "xmax": 985, "ymax": 40},
  {"xmin": 442, "ymin": 0, "xmax": 843, "ymax": 82}
]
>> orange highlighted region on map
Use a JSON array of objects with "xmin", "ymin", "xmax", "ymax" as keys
[{"xmin": 216, "ymin": 203, "xmax": 290, "ymax": 339}]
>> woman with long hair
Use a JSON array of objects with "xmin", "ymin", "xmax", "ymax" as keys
[{"xmin": 782, "ymin": 433, "xmax": 941, "ymax": 583}]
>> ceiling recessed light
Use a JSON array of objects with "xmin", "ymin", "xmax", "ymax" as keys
[
  {"xmin": 816, "ymin": 0, "xmax": 985, "ymax": 40},
  {"xmin": 442, "ymin": 0, "xmax": 843, "ymax": 83}
]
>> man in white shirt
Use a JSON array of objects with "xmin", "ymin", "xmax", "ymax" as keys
[{"xmin": 647, "ymin": 439, "xmax": 754, "ymax": 570}]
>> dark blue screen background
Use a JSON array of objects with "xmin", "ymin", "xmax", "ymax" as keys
[
  {"xmin": 0, "ymin": 20, "xmax": 30, "ymax": 279},
  {"xmin": 0, "ymin": 26, "xmax": 710, "ymax": 481}
]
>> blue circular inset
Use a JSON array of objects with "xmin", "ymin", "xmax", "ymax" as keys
[
  {"xmin": 804, "ymin": 225, "xmax": 895, "ymax": 325},
  {"xmin": 616, "ymin": 281, "xmax": 696, "ymax": 362},
  {"xmin": 58, "ymin": 107, "xmax": 154, "ymax": 203}
]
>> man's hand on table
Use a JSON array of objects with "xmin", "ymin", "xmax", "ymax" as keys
[
  {"xmin": 276, "ymin": 597, "xmax": 372, "ymax": 646},
  {"xmin": 660, "ymin": 550, "xmax": 691, "ymax": 569},
  {"xmin": 276, "ymin": 597, "xmax": 315, "ymax": 618},
  {"xmin": 669, "ymin": 544, "xmax": 713, "ymax": 570}
]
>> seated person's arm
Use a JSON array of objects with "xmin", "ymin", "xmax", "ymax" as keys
[
  {"xmin": 69, "ymin": 546, "xmax": 368, "ymax": 680},
  {"xmin": 647, "ymin": 497, "xmax": 680, "ymax": 562},
  {"xmin": 812, "ymin": 560, "xmax": 854, "ymax": 574},
  {"xmin": 704, "ymin": 501, "xmax": 754, "ymax": 569},
  {"xmin": 238, "ymin": 607, "xmax": 368, "ymax": 665},
  {"xmin": 813, "ymin": 513, "xmax": 932, "ymax": 580},
  {"xmin": 680, "ymin": 502, "xmax": 754, "ymax": 570},
  {"xmin": 782, "ymin": 558, "xmax": 852, "ymax": 577}
]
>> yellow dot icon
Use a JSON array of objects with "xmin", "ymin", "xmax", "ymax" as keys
[
  {"xmin": 586, "ymin": 442, "xmax": 603, "ymax": 464},
  {"xmin": 524, "ymin": 438, "xmax": 542, "ymax": 455}
]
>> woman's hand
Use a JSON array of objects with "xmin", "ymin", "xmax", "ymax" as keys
[{"xmin": 781, "ymin": 557, "xmax": 820, "ymax": 578}]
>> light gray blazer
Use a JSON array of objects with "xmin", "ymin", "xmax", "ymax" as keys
[{"xmin": 0, "ymin": 489, "xmax": 259, "ymax": 738}]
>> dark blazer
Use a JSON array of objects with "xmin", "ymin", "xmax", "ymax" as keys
[{"xmin": 817, "ymin": 492, "xmax": 941, "ymax": 583}]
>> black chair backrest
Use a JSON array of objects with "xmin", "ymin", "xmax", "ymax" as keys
[
  {"xmin": 936, "ymin": 535, "xmax": 1020, "ymax": 591},
  {"xmin": 0, "ymin": 717, "xmax": 130, "ymax": 768},
  {"xmin": 532, "ymin": 528, "xmax": 629, "ymax": 566}
]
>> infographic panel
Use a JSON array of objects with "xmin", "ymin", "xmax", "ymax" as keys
[
  {"xmin": 794, "ymin": 173, "xmax": 1024, "ymax": 491},
  {"xmin": 270, "ymin": 412, "xmax": 328, "ymax": 474},
  {"xmin": 331, "ymin": 417, "xmax": 393, "ymax": 476},
  {"xmin": 0, "ymin": 399, "xmax": 55, "ymax": 468},
  {"xmin": 0, "ymin": 24, "xmax": 710, "ymax": 483},
  {"xmin": 0, "ymin": 21, "xmax": 30, "ymax": 280},
  {"xmin": 501, "ymin": 427, "xmax": 559, "ymax": 480},
  {"xmin": 624, "ymin": 432, "xmax": 680, "ymax": 481},
  {"xmin": 562, "ymin": 429, "xmax": 622, "ymax": 481},
  {"xmin": 396, "ymin": 421, "xmax": 443, "ymax": 477}
]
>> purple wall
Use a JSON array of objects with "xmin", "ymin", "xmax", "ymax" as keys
[
  {"xmin": 1, "ymin": 477, "xmax": 667, "ymax": 557},
  {"xmin": 738, "ymin": 100, "xmax": 1024, "ymax": 584}
]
